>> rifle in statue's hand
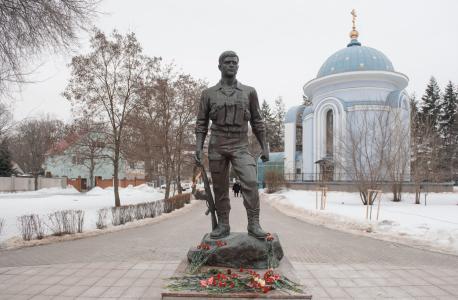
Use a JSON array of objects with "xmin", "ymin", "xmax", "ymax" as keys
[{"xmin": 196, "ymin": 163, "xmax": 218, "ymax": 230}]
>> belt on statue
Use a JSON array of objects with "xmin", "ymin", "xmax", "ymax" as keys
[{"xmin": 211, "ymin": 130, "xmax": 247, "ymax": 138}]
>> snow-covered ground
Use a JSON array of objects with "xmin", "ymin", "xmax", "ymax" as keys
[
  {"xmin": 263, "ymin": 189, "xmax": 458, "ymax": 254},
  {"xmin": 0, "ymin": 185, "xmax": 164, "ymax": 242}
]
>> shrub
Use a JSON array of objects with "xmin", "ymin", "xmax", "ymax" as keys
[
  {"xmin": 0, "ymin": 218, "xmax": 4, "ymax": 236},
  {"xmin": 163, "ymin": 193, "xmax": 191, "ymax": 213},
  {"xmin": 135, "ymin": 203, "xmax": 147, "ymax": 220},
  {"xmin": 17, "ymin": 214, "xmax": 46, "ymax": 240},
  {"xmin": 17, "ymin": 215, "xmax": 34, "ymax": 241},
  {"xmin": 76, "ymin": 210, "xmax": 84, "ymax": 233},
  {"xmin": 264, "ymin": 170, "xmax": 285, "ymax": 193},
  {"xmin": 47, "ymin": 210, "xmax": 84, "ymax": 235},
  {"xmin": 111, "ymin": 207, "xmax": 123, "ymax": 226},
  {"xmin": 32, "ymin": 214, "xmax": 46, "ymax": 239},
  {"xmin": 96, "ymin": 208, "xmax": 108, "ymax": 229},
  {"xmin": 110, "ymin": 194, "xmax": 190, "ymax": 226}
]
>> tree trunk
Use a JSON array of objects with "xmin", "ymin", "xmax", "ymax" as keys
[
  {"xmin": 415, "ymin": 184, "xmax": 421, "ymax": 204},
  {"xmin": 34, "ymin": 174, "xmax": 38, "ymax": 191},
  {"xmin": 89, "ymin": 157, "xmax": 95, "ymax": 190},
  {"xmin": 144, "ymin": 159, "xmax": 152, "ymax": 182},
  {"xmin": 177, "ymin": 173, "xmax": 182, "ymax": 194},
  {"xmin": 392, "ymin": 182, "xmax": 402, "ymax": 202},
  {"xmin": 165, "ymin": 181, "xmax": 170, "ymax": 200},
  {"xmin": 113, "ymin": 148, "xmax": 121, "ymax": 207}
]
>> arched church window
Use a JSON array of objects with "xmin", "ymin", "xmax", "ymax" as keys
[
  {"xmin": 326, "ymin": 110, "xmax": 333, "ymax": 157},
  {"xmin": 296, "ymin": 110, "xmax": 303, "ymax": 151}
]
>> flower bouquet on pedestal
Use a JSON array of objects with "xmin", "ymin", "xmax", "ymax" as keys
[{"xmin": 167, "ymin": 267, "xmax": 302, "ymax": 295}]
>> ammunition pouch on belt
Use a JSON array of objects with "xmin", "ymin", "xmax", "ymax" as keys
[{"xmin": 209, "ymin": 102, "xmax": 251, "ymax": 127}]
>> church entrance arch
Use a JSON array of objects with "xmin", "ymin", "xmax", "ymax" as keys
[
  {"xmin": 325, "ymin": 109, "xmax": 334, "ymax": 158},
  {"xmin": 313, "ymin": 99, "xmax": 344, "ymax": 182}
]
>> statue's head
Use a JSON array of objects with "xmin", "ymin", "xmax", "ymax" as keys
[{"xmin": 218, "ymin": 50, "xmax": 239, "ymax": 78}]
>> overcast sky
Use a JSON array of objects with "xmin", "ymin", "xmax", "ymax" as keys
[{"xmin": 9, "ymin": 0, "xmax": 458, "ymax": 122}]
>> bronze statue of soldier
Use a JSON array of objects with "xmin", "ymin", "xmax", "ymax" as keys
[{"xmin": 195, "ymin": 50, "xmax": 269, "ymax": 239}]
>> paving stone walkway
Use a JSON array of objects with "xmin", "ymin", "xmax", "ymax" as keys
[{"xmin": 0, "ymin": 193, "xmax": 457, "ymax": 299}]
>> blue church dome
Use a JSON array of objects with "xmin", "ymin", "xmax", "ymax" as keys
[{"xmin": 317, "ymin": 39, "xmax": 395, "ymax": 78}]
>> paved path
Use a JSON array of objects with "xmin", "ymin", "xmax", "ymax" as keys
[{"xmin": 0, "ymin": 194, "xmax": 457, "ymax": 299}]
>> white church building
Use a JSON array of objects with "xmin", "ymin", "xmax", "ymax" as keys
[{"xmin": 284, "ymin": 12, "xmax": 410, "ymax": 182}]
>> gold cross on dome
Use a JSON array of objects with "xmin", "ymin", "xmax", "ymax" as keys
[{"xmin": 351, "ymin": 9, "xmax": 357, "ymax": 30}]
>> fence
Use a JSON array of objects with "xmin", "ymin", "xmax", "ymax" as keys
[
  {"xmin": 94, "ymin": 176, "xmax": 146, "ymax": 189},
  {"xmin": 284, "ymin": 172, "xmax": 458, "ymax": 184},
  {"xmin": 0, "ymin": 176, "xmax": 67, "ymax": 192}
]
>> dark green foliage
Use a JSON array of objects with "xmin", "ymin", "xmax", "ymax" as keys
[
  {"xmin": 438, "ymin": 81, "xmax": 457, "ymax": 143},
  {"xmin": 420, "ymin": 77, "xmax": 441, "ymax": 129},
  {"xmin": 270, "ymin": 97, "xmax": 285, "ymax": 152},
  {"xmin": 260, "ymin": 100, "xmax": 276, "ymax": 151},
  {"xmin": 0, "ymin": 140, "xmax": 13, "ymax": 176},
  {"xmin": 259, "ymin": 98, "xmax": 285, "ymax": 152}
]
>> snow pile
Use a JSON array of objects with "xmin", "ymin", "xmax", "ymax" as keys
[
  {"xmin": 263, "ymin": 189, "xmax": 458, "ymax": 254},
  {"xmin": 0, "ymin": 185, "xmax": 164, "ymax": 242}
]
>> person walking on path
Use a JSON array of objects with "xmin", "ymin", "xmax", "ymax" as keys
[{"xmin": 232, "ymin": 181, "xmax": 241, "ymax": 197}]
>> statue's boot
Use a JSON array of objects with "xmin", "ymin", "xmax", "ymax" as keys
[
  {"xmin": 247, "ymin": 208, "xmax": 268, "ymax": 239},
  {"xmin": 210, "ymin": 211, "xmax": 230, "ymax": 239}
]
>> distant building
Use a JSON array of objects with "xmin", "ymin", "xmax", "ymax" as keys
[
  {"xmin": 256, "ymin": 12, "xmax": 411, "ymax": 185},
  {"xmin": 44, "ymin": 132, "xmax": 144, "ymax": 190},
  {"xmin": 284, "ymin": 12, "xmax": 410, "ymax": 182}
]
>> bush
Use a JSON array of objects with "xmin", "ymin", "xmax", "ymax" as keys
[
  {"xmin": 17, "ymin": 215, "xmax": 34, "ymax": 241},
  {"xmin": 96, "ymin": 208, "xmax": 108, "ymax": 229},
  {"xmin": 110, "ymin": 194, "xmax": 190, "ymax": 226},
  {"xmin": 47, "ymin": 210, "xmax": 84, "ymax": 236},
  {"xmin": 0, "ymin": 218, "xmax": 4, "ymax": 236},
  {"xmin": 163, "ymin": 193, "xmax": 191, "ymax": 213},
  {"xmin": 264, "ymin": 170, "xmax": 285, "ymax": 193},
  {"xmin": 32, "ymin": 214, "xmax": 46, "ymax": 239},
  {"xmin": 111, "ymin": 205, "xmax": 136, "ymax": 226},
  {"xmin": 17, "ymin": 214, "xmax": 46, "ymax": 240}
]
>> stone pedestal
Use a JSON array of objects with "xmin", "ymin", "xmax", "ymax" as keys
[{"xmin": 187, "ymin": 232, "xmax": 284, "ymax": 269}]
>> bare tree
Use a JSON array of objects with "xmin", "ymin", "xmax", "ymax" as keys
[
  {"xmin": 0, "ymin": 103, "xmax": 12, "ymax": 140},
  {"xmin": 64, "ymin": 29, "xmax": 158, "ymax": 206},
  {"xmin": 123, "ymin": 100, "xmax": 162, "ymax": 185},
  {"xmin": 411, "ymin": 112, "xmax": 443, "ymax": 204},
  {"xmin": 337, "ymin": 110, "xmax": 392, "ymax": 205},
  {"xmin": 69, "ymin": 119, "xmax": 110, "ymax": 189},
  {"xmin": 146, "ymin": 65, "xmax": 177, "ymax": 199},
  {"xmin": 0, "ymin": 0, "xmax": 98, "ymax": 96},
  {"xmin": 385, "ymin": 110, "xmax": 410, "ymax": 202},
  {"xmin": 10, "ymin": 117, "xmax": 65, "ymax": 189},
  {"xmin": 172, "ymin": 74, "xmax": 206, "ymax": 193},
  {"xmin": 337, "ymin": 107, "xmax": 412, "ymax": 203},
  {"xmin": 129, "ymin": 63, "xmax": 206, "ymax": 198}
]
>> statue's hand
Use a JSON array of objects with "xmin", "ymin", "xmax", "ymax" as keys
[
  {"xmin": 260, "ymin": 148, "xmax": 269, "ymax": 162},
  {"xmin": 195, "ymin": 149, "xmax": 203, "ymax": 165}
]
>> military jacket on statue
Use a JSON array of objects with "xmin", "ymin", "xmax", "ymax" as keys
[{"xmin": 195, "ymin": 81, "xmax": 265, "ymax": 136}]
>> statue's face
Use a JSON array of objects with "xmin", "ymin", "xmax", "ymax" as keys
[{"xmin": 219, "ymin": 56, "xmax": 239, "ymax": 78}]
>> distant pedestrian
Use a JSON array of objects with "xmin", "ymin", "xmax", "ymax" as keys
[{"xmin": 232, "ymin": 182, "xmax": 241, "ymax": 197}]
